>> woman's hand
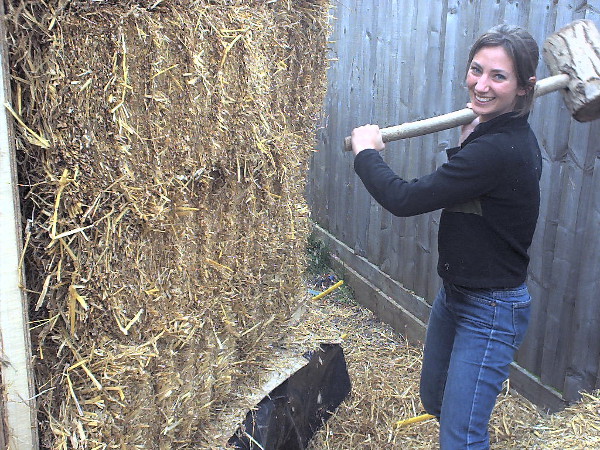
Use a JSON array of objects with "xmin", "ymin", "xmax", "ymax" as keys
[
  {"xmin": 459, "ymin": 104, "xmax": 480, "ymax": 145},
  {"xmin": 351, "ymin": 124, "xmax": 385, "ymax": 155}
]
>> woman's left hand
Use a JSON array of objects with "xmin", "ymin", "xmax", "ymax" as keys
[
  {"xmin": 351, "ymin": 124, "xmax": 385, "ymax": 155},
  {"xmin": 459, "ymin": 103, "xmax": 480, "ymax": 145}
]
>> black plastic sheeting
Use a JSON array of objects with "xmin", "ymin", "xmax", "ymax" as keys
[{"xmin": 228, "ymin": 343, "xmax": 351, "ymax": 450}]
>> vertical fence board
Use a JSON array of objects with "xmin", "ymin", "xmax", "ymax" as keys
[
  {"xmin": 377, "ymin": 0, "xmax": 399, "ymax": 275},
  {"xmin": 564, "ymin": 113, "xmax": 600, "ymax": 396},
  {"xmin": 413, "ymin": 1, "xmax": 443, "ymax": 298},
  {"xmin": 578, "ymin": 0, "xmax": 600, "ymax": 398},
  {"xmin": 344, "ymin": 2, "xmax": 365, "ymax": 249},
  {"xmin": 365, "ymin": 1, "xmax": 389, "ymax": 267},
  {"xmin": 540, "ymin": 162, "xmax": 584, "ymax": 390},
  {"xmin": 518, "ymin": 155, "xmax": 552, "ymax": 373},
  {"xmin": 351, "ymin": 0, "xmax": 373, "ymax": 258}
]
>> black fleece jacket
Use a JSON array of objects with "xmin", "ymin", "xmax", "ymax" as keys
[{"xmin": 354, "ymin": 112, "xmax": 542, "ymax": 288}]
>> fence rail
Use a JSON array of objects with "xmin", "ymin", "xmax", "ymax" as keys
[{"xmin": 307, "ymin": 0, "xmax": 600, "ymax": 411}]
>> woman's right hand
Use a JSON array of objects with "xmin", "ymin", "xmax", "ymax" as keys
[{"xmin": 351, "ymin": 124, "xmax": 385, "ymax": 155}]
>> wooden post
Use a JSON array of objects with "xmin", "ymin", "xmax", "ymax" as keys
[
  {"xmin": 543, "ymin": 19, "xmax": 600, "ymax": 123},
  {"xmin": 0, "ymin": 2, "xmax": 39, "ymax": 447}
]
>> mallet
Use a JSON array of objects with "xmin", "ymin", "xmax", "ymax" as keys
[{"xmin": 343, "ymin": 19, "xmax": 600, "ymax": 152}]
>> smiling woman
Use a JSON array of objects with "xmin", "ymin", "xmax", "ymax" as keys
[
  {"xmin": 465, "ymin": 24, "xmax": 539, "ymax": 120},
  {"xmin": 350, "ymin": 24, "xmax": 543, "ymax": 449}
]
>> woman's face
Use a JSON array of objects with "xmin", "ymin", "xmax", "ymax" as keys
[{"xmin": 466, "ymin": 45, "xmax": 527, "ymax": 122}]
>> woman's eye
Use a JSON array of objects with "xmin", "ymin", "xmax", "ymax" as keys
[
  {"xmin": 493, "ymin": 74, "xmax": 507, "ymax": 81},
  {"xmin": 470, "ymin": 66, "xmax": 481, "ymax": 74}
]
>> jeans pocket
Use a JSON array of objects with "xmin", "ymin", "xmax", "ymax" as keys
[
  {"xmin": 450, "ymin": 284, "xmax": 496, "ymax": 329},
  {"xmin": 512, "ymin": 301, "xmax": 531, "ymax": 348}
]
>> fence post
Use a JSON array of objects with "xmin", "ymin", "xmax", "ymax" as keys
[{"xmin": 0, "ymin": 1, "xmax": 38, "ymax": 447}]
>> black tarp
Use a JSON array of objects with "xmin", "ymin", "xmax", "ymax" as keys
[{"xmin": 229, "ymin": 343, "xmax": 351, "ymax": 449}]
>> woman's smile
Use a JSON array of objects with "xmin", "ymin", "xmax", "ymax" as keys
[{"xmin": 474, "ymin": 94, "xmax": 494, "ymax": 103}]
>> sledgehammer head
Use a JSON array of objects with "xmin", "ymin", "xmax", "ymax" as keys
[{"xmin": 543, "ymin": 19, "xmax": 600, "ymax": 122}]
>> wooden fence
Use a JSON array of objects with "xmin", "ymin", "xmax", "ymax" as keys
[{"xmin": 307, "ymin": 0, "xmax": 600, "ymax": 412}]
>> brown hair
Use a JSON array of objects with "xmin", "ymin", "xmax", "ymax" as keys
[{"xmin": 467, "ymin": 24, "xmax": 539, "ymax": 116}]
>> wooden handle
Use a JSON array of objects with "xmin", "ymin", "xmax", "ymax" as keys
[
  {"xmin": 343, "ymin": 108, "xmax": 475, "ymax": 152},
  {"xmin": 343, "ymin": 73, "xmax": 570, "ymax": 152}
]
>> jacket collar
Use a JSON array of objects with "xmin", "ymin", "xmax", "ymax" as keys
[{"xmin": 462, "ymin": 112, "xmax": 530, "ymax": 147}]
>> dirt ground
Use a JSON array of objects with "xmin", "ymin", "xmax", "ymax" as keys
[{"xmin": 294, "ymin": 285, "xmax": 600, "ymax": 450}]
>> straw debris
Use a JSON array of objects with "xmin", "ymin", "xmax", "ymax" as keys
[
  {"xmin": 5, "ymin": 0, "xmax": 330, "ymax": 447},
  {"xmin": 299, "ymin": 294, "xmax": 600, "ymax": 450}
]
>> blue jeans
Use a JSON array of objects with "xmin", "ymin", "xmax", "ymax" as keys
[{"xmin": 419, "ymin": 282, "xmax": 531, "ymax": 449}]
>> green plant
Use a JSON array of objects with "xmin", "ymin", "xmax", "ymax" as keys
[{"xmin": 305, "ymin": 231, "xmax": 332, "ymax": 277}]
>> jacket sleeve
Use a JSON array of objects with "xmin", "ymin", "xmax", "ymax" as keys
[{"xmin": 353, "ymin": 144, "xmax": 504, "ymax": 217}]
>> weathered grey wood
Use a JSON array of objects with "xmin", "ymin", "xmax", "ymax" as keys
[
  {"xmin": 508, "ymin": 363, "xmax": 567, "ymax": 413},
  {"xmin": 518, "ymin": 159, "xmax": 553, "ymax": 373},
  {"xmin": 543, "ymin": 19, "xmax": 600, "ymax": 122},
  {"xmin": 0, "ymin": 0, "xmax": 38, "ymax": 446},
  {"xmin": 365, "ymin": 1, "xmax": 389, "ymax": 268},
  {"xmin": 515, "ymin": 278, "xmax": 544, "ymax": 373},
  {"xmin": 540, "ymin": 161, "xmax": 584, "ymax": 390},
  {"xmin": 562, "ymin": 156, "xmax": 600, "ymax": 400},
  {"xmin": 330, "ymin": 2, "xmax": 352, "ymax": 242}
]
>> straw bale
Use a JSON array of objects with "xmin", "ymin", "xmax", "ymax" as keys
[{"xmin": 5, "ymin": 0, "xmax": 330, "ymax": 447}]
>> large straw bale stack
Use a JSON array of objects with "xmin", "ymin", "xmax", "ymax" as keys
[{"xmin": 4, "ymin": 0, "xmax": 330, "ymax": 447}]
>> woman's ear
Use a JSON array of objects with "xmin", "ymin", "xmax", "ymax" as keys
[
  {"xmin": 518, "ymin": 76, "xmax": 537, "ymax": 96},
  {"xmin": 528, "ymin": 76, "xmax": 537, "ymax": 86}
]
